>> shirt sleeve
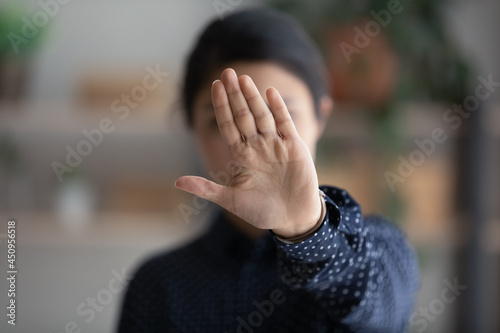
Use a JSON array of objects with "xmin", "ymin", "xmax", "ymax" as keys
[{"xmin": 269, "ymin": 185, "xmax": 419, "ymax": 332}]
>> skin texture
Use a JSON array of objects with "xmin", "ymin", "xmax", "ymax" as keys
[{"xmin": 175, "ymin": 62, "xmax": 332, "ymax": 239}]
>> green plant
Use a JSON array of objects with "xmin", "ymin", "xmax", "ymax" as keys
[
  {"xmin": 268, "ymin": 0, "xmax": 470, "ymax": 104},
  {"xmin": 0, "ymin": 5, "xmax": 47, "ymax": 60}
]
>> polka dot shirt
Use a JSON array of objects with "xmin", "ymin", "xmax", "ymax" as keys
[{"xmin": 117, "ymin": 186, "xmax": 419, "ymax": 333}]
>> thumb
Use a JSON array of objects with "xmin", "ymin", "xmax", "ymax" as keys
[{"xmin": 174, "ymin": 176, "xmax": 226, "ymax": 206}]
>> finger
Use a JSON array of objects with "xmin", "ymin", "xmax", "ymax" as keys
[
  {"xmin": 174, "ymin": 176, "xmax": 226, "ymax": 207},
  {"xmin": 266, "ymin": 87, "xmax": 298, "ymax": 138},
  {"xmin": 212, "ymin": 80, "xmax": 241, "ymax": 146},
  {"xmin": 221, "ymin": 68, "xmax": 258, "ymax": 140},
  {"xmin": 239, "ymin": 75, "xmax": 277, "ymax": 136}
]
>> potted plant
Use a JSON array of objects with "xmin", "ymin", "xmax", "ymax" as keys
[{"xmin": 0, "ymin": 5, "xmax": 46, "ymax": 103}]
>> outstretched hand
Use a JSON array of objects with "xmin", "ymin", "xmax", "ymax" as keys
[{"xmin": 175, "ymin": 68, "xmax": 321, "ymax": 238}]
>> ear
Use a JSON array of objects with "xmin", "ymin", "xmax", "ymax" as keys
[{"xmin": 316, "ymin": 95, "xmax": 333, "ymax": 138}]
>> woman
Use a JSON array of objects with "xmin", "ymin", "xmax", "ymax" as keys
[{"xmin": 117, "ymin": 8, "xmax": 419, "ymax": 333}]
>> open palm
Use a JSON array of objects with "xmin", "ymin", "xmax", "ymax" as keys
[{"xmin": 175, "ymin": 68, "xmax": 321, "ymax": 238}]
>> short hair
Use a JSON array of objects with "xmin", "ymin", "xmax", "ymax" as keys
[{"xmin": 182, "ymin": 7, "xmax": 329, "ymax": 127}]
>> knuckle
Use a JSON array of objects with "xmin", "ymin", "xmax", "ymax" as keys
[{"xmin": 233, "ymin": 106, "xmax": 250, "ymax": 117}]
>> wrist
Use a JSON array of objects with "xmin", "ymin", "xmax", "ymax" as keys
[{"xmin": 272, "ymin": 190, "xmax": 327, "ymax": 243}]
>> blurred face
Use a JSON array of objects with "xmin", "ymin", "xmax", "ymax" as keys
[{"xmin": 191, "ymin": 61, "xmax": 328, "ymax": 182}]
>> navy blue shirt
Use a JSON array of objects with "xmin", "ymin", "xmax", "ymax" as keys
[{"xmin": 117, "ymin": 186, "xmax": 419, "ymax": 332}]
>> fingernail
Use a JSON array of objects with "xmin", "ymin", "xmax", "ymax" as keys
[{"xmin": 212, "ymin": 79, "xmax": 221, "ymax": 85}]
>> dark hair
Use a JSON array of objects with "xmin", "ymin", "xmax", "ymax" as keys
[{"xmin": 182, "ymin": 7, "xmax": 329, "ymax": 127}]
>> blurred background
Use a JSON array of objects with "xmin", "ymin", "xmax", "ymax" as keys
[{"xmin": 0, "ymin": 0, "xmax": 498, "ymax": 332}]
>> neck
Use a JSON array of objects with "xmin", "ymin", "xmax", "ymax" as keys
[{"xmin": 224, "ymin": 211, "xmax": 267, "ymax": 240}]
